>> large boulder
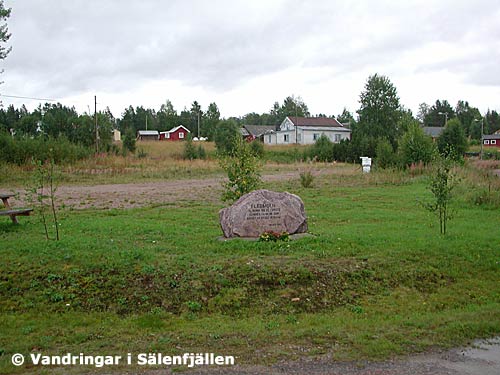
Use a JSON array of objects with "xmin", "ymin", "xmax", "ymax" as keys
[{"xmin": 219, "ymin": 189, "xmax": 308, "ymax": 238}]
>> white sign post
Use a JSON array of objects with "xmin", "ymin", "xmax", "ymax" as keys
[{"xmin": 360, "ymin": 157, "xmax": 372, "ymax": 173}]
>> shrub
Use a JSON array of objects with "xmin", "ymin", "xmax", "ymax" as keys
[
  {"xmin": 182, "ymin": 137, "xmax": 197, "ymax": 160},
  {"xmin": 182, "ymin": 137, "xmax": 207, "ymax": 160},
  {"xmin": 214, "ymin": 119, "xmax": 240, "ymax": 155},
  {"xmin": 122, "ymin": 129, "xmax": 136, "ymax": 154},
  {"xmin": 299, "ymin": 170, "xmax": 314, "ymax": 188},
  {"xmin": 375, "ymin": 138, "xmax": 397, "ymax": 169},
  {"xmin": 309, "ymin": 134, "xmax": 333, "ymax": 162},
  {"xmin": 437, "ymin": 118, "xmax": 468, "ymax": 160},
  {"xmin": 332, "ymin": 139, "xmax": 351, "ymax": 162},
  {"xmin": 399, "ymin": 123, "xmax": 436, "ymax": 168},
  {"xmin": 0, "ymin": 132, "xmax": 91, "ymax": 165},
  {"xmin": 249, "ymin": 140, "xmax": 264, "ymax": 158},
  {"xmin": 349, "ymin": 135, "xmax": 378, "ymax": 161},
  {"xmin": 219, "ymin": 136, "xmax": 261, "ymax": 202}
]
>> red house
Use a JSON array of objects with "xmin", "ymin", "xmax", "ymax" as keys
[
  {"xmin": 483, "ymin": 134, "xmax": 500, "ymax": 148},
  {"xmin": 159, "ymin": 125, "xmax": 190, "ymax": 141}
]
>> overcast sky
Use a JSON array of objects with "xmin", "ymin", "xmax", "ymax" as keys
[{"xmin": 1, "ymin": 0, "xmax": 499, "ymax": 119}]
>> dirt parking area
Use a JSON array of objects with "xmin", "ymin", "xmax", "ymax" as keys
[{"xmin": 10, "ymin": 170, "xmax": 336, "ymax": 210}]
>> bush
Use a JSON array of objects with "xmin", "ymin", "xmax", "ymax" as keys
[
  {"xmin": 349, "ymin": 135, "xmax": 378, "ymax": 161},
  {"xmin": 0, "ymin": 132, "xmax": 91, "ymax": 165},
  {"xmin": 309, "ymin": 134, "xmax": 333, "ymax": 162},
  {"xmin": 332, "ymin": 139, "xmax": 351, "ymax": 162},
  {"xmin": 214, "ymin": 119, "xmax": 240, "ymax": 155},
  {"xmin": 182, "ymin": 137, "xmax": 207, "ymax": 160},
  {"xmin": 299, "ymin": 170, "xmax": 314, "ymax": 188},
  {"xmin": 437, "ymin": 118, "xmax": 468, "ymax": 160},
  {"xmin": 183, "ymin": 137, "xmax": 198, "ymax": 160},
  {"xmin": 399, "ymin": 123, "xmax": 436, "ymax": 168},
  {"xmin": 375, "ymin": 138, "xmax": 397, "ymax": 169},
  {"xmin": 219, "ymin": 136, "xmax": 261, "ymax": 202},
  {"xmin": 122, "ymin": 129, "xmax": 136, "ymax": 154},
  {"xmin": 249, "ymin": 140, "xmax": 264, "ymax": 158}
]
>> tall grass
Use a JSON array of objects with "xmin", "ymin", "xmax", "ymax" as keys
[{"xmin": 0, "ymin": 133, "xmax": 91, "ymax": 165}]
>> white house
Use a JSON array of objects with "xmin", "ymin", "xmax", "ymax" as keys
[{"xmin": 264, "ymin": 117, "xmax": 351, "ymax": 145}]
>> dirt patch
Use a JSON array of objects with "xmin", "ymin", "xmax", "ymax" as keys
[{"xmin": 10, "ymin": 170, "xmax": 337, "ymax": 210}]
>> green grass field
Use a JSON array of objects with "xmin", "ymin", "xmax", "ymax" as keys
[{"xmin": 0, "ymin": 165, "xmax": 499, "ymax": 374}]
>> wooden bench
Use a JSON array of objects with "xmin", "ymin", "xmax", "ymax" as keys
[{"xmin": 0, "ymin": 193, "xmax": 34, "ymax": 224}]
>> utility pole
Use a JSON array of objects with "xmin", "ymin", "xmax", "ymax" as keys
[
  {"xmin": 197, "ymin": 111, "xmax": 200, "ymax": 139},
  {"xmin": 95, "ymin": 95, "xmax": 99, "ymax": 154},
  {"xmin": 481, "ymin": 118, "xmax": 484, "ymax": 160},
  {"xmin": 295, "ymin": 100, "xmax": 298, "ymax": 145},
  {"xmin": 479, "ymin": 117, "xmax": 484, "ymax": 160},
  {"xmin": 474, "ymin": 118, "xmax": 484, "ymax": 160}
]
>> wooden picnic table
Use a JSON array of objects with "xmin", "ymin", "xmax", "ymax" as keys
[{"xmin": 0, "ymin": 193, "xmax": 33, "ymax": 224}]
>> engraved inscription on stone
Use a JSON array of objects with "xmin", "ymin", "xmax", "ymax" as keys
[
  {"xmin": 245, "ymin": 203, "xmax": 281, "ymax": 221},
  {"xmin": 219, "ymin": 189, "xmax": 308, "ymax": 238}
]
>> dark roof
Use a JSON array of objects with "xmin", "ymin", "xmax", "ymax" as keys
[
  {"xmin": 423, "ymin": 126, "xmax": 444, "ymax": 138},
  {"xmin": 483, "ymin": 134, "xmax": 500, "ymax": 140},
  {"xmin": 243, "ymin": 125, "xmax": 277, "ymax": 136},
  {"xmin": 287, "ymin": 116, "xmax": 344, "ymax": 127}
]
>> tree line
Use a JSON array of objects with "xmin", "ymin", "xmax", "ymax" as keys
[{"xmin": 1, "ymin": 87, "xmax": 499, "ymax": 152}]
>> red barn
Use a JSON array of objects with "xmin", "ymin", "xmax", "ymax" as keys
[{"xmin": 159, "ymin": 125, "xmax": 190, "ymax": 141}]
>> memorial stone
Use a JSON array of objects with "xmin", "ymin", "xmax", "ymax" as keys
[{"xmin": 219, "ymin": 189, "xmax": 308, "ymax": 238}]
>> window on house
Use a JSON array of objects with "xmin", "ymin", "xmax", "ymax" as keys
[
  {"xmin": 284, "ymin": 134, "xmax": 289, "ymax": 143},
  {"xmin": 485, "ymin": 140, "xmax": 490, "ymax": 145},
  {"xmin": 297, "ymin": 133, "xmax": 302, "ymax": 142},
  {"xmin": 313, "ymin": 133, "xmax": 320, "ymax": 141},
  {"xmin": 492, "ymin": 140, "xmax": 497, "ymax": 144},
  {"xmin": 335, "ymin": 134, "xmax": 341, "ymax": 142},
  {"xmin": 179, "ymin": 132, "xmax": 184, "ymax": 139},
  {"xmin": 268, "ymin": 135, "xmax": 272, "ymax": 143}
]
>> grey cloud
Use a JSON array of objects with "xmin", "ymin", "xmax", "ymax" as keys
[{"xmin": 3, "ymin": 0, "xmax": 500, "ymax": 102}]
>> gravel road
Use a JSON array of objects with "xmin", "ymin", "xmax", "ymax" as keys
[
  {"xmin": 80, "ymin": 338, "xmax": 499, "ymax": 375},
  {"xmin": 176, "ymin": 337, "xmax": 500, "ymax": 375}
]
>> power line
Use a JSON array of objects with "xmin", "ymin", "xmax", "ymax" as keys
[
  {"xmin": 0, "ymin": 93, "xmax": 59, "ymax": 102},
  {"xmin": 0, "ymin": 93, "xmax": 101, "ymax": 108}
]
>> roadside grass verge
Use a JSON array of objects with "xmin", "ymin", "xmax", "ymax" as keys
[{"xmin": 0, "ymin": 171, "xmax": 499, "ymax": 373}]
